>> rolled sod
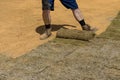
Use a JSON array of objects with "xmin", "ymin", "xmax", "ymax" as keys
[{"xmin": 56, "ymin": 28, "xmax": 96, "ymax": 41}]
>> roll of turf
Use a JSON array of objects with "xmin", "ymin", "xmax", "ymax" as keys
[{"xmin": 56, "ymin": 28, "xmax": 96, "ymax": 41}]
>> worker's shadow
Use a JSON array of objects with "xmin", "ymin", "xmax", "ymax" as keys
[{"xmin": 36, "ymin": 24, "xmax": 76, "ymax": 35}]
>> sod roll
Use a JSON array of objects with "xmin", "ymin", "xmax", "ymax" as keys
[{"xmin": 56, "ymin": 28, "xmax": 96, "ymax": 41}]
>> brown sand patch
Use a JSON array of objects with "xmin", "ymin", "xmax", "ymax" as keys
[{"xmin": 0, "ymin": 0, "xmax": 120, "ymax": 58}]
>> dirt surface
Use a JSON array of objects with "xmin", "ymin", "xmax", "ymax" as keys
[
  {"xmin": 0, "ymin": 12, "xmax": 120, "ymax": 80},
  {"xmin": 0, "ymin": 0, "xmax": 120, "ymax": 57}
]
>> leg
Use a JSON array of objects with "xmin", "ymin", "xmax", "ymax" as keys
[
  {"xmin": 42, "ymin": 10, "xmax": 51, "ymax": 25},
  {"xmin": 72, "ymin": 8, "xmax": 84, "ymax": 21},
  {"xmin": 60, "ymin": 0, "xmax": 92, "ymax": 31},
  {"xmin": 40, "ymin": 10, "xmax": 52, "ymax": 40},
  {"xmin": 40, "ymin": 0, "xmax": 54, "ymax": 40},
  {"xmin": 72, "ymin": 8, "xmax": 91, "ymax": 31}
]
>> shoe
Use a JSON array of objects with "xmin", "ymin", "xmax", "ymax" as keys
[
  {"xmin": 40, "ymin": 28, "xmax": 52, "ymax": 40},
  {"xmin": 82, "ymin": 24, "xmax": 91, "ymax": 31},
  {"xmin": 82, "ymin": 24, "xmax": 98, "ymax": 32}
]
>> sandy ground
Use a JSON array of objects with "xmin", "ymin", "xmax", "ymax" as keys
[
  {"xmin": 0, "ymin": 18, "xmax": 120, "ymax": 79},
  {"xmin": 0, "ymin": 0, "xmax": 120, "ymax": 58}
]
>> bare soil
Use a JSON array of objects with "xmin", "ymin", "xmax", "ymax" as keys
[{"xmin": 0, "ymin": 12, "xmax": 120, "ymax": 80}]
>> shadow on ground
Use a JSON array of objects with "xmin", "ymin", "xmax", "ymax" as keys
[
  {"xmin": 36, "ymin": 24, "xmax": 76, "ymax": 34},
  {"xmin": 0, "ymin": 12, "xmax": 120, "ymax": 80}
]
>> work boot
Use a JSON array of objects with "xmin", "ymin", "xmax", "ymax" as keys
[{"xmin": 40, "ymin": 28, "xmax": 52, "ymax": 40}]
